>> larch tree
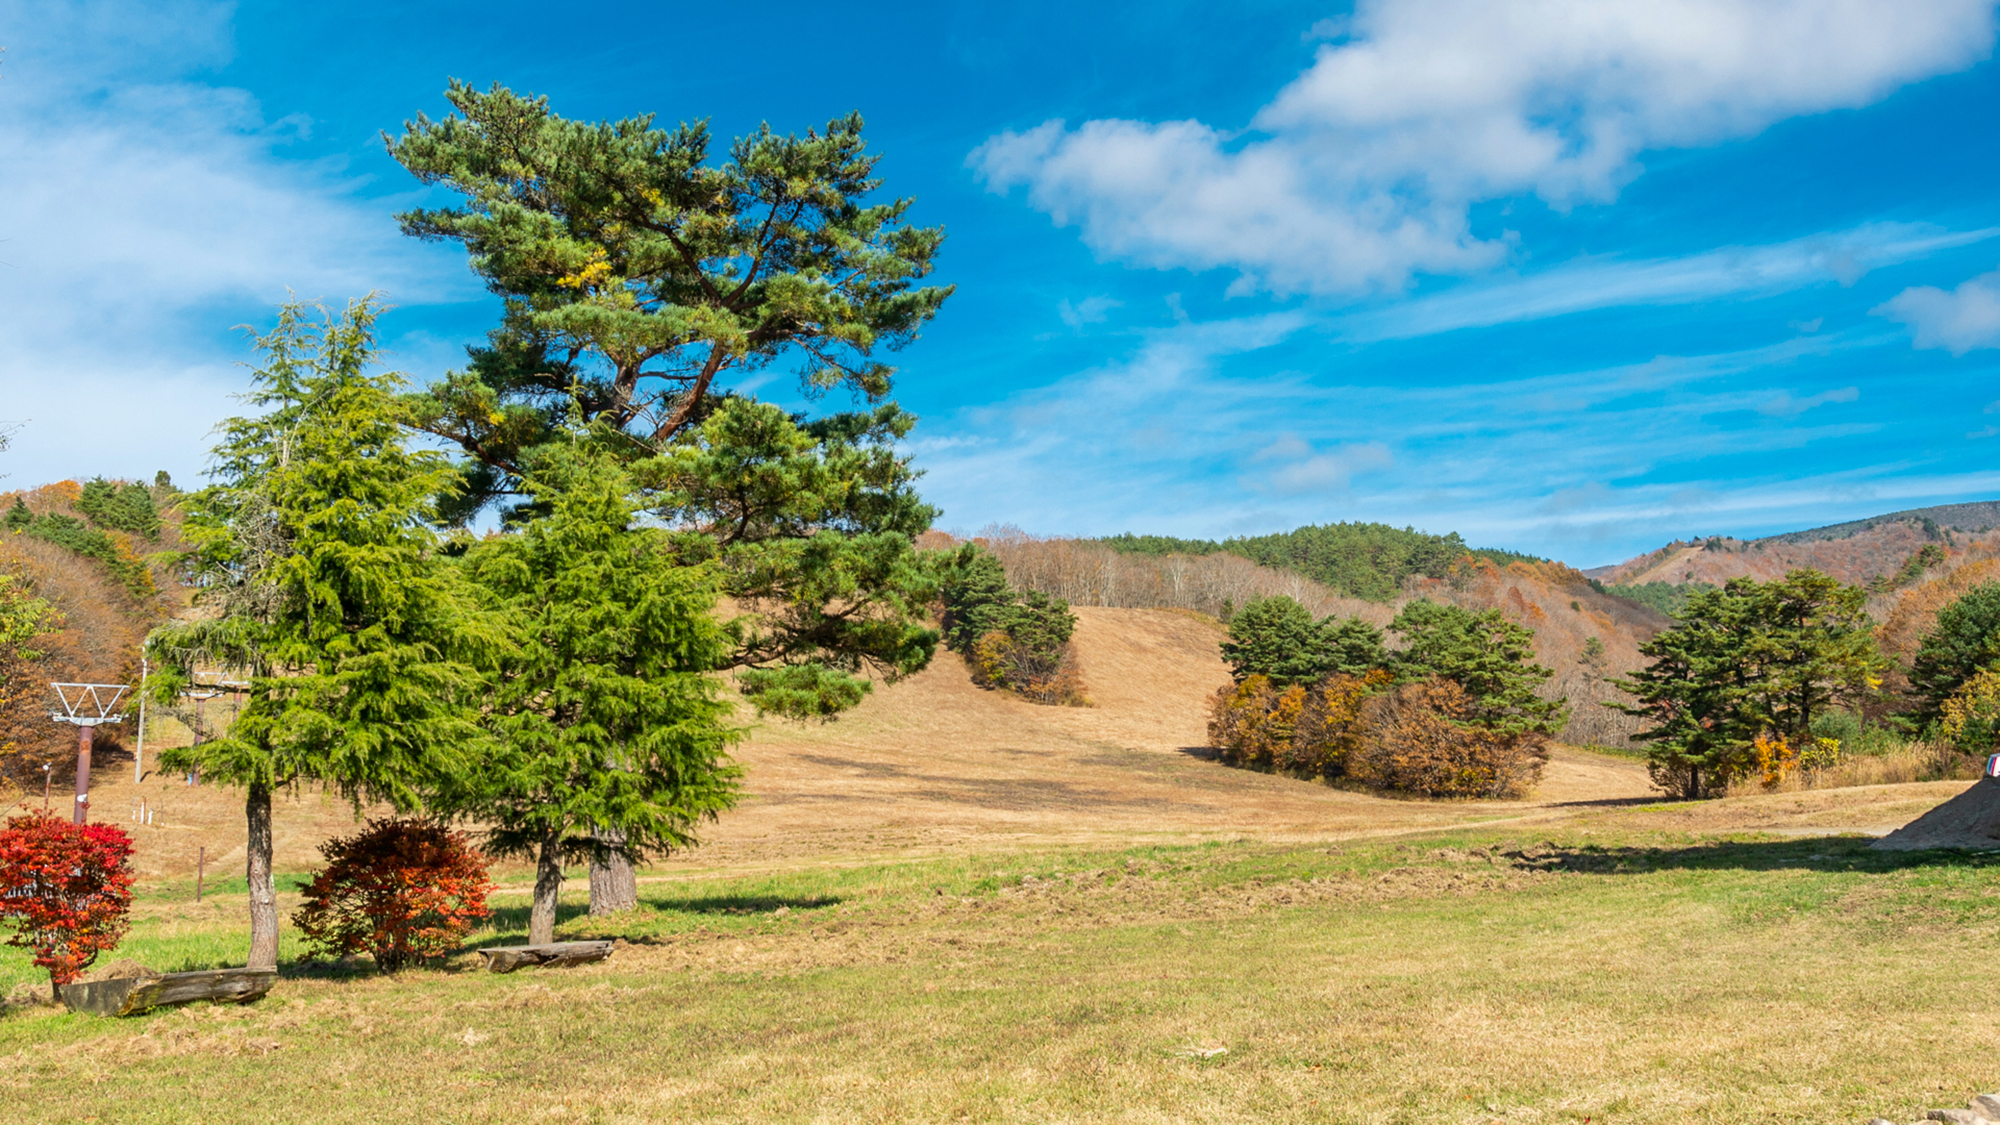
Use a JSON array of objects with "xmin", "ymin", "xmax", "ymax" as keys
[
  {"xmin": 146, "ymin": 298, "xmax": 485, "ymax": 970},
  {"xmin": 450, "ymin": 442, "xmax": 739, "ymax": 943},
  {"xmin": 387, "ymin": 83, "xmax": 954, "ymax": 909}
]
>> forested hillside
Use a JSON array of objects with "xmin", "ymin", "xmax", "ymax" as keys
[
  {"xmin": 0, "ymin": 477, "xmax": 187, "ymax": 786},
  {"xmin": 1099, "ymin": 522, "xmax": 1540, "ymax": 602},
  {"xmin": 1587, "ymin": 503, "xmax": 2000, "ymax": 610}
]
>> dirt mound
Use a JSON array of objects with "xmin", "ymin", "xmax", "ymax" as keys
[{"xmin": 1870, "ymin": 779, "xmax": 2000, "ymax": 850}]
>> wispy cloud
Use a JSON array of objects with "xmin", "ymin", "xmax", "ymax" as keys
[
  {"xmin": 913, "ymin": 308, "xmax": 1920, "ymax": 562},
  {"xmin": 1757, "ymin": 386, "xmax": 1860, "ymax": 418},
  {"xmin": 1056, "ymin": 295, "xmax": 1122, "ymax": 329},
  {"xmin": 1339, "ymin": 224, "xmax": 1997, "ymax": 340},
  {"xmin": 0, "ymin": 0, "xmax": 472, "ymax": 486}
]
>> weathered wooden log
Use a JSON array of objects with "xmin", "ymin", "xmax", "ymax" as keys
[
  {"xmin": 60, "ymin": 968, "xmax": 277, "ymax": 1017},
  {"xmin": 476, "ymin": 940, "xmax": 614, "ymax": 974}
]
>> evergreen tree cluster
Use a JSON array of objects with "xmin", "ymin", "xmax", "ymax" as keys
[
  {"xmin": 1210, "ymin": 596, "xmax": 1564, "ymax": 797},
  {"xmin": 937, "ymin": 545, "xmax": 1082, "ymax": 704},
  {"xmin": 123, "ymin": 84, "xmax": 972, "ymax": 965},
  {"xmin": 5, "ymin": 479, "xmax": 162, "ymax": 597},
  {"xmin": 1612, "ymin": 571, "xmax": 1882, "ymax": 798},
  {"xmin": 1603, "ymin": 580, "xmax": 1716, "ymax": 619},
  {"xmin": 1219, "ymin": 596, "xmax": 1565, "ymax": 737},
  {"xmin": 76, "ymin": 478, "xmax": 162, "ymax": 539}
]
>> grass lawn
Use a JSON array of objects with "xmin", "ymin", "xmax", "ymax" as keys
[{"xmin": 1, "ymin": 827, "xmax": 1995, "ymax": 1124}]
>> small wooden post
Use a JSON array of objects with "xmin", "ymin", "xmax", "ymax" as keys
[
  {"xmin": 195, "ymin": 847, "xmax": 205, "ymax": 903},
  {"xmin": 133, "ymin": 655, "xmax": 148, "ymax": 784}
]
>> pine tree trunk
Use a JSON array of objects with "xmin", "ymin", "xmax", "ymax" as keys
[
  {"xmin": 246, "ymin": 781, "xmax": 278, "ymax": 971},
  {"xmin": 588, "ymin": 825, "xmax": 637, "ymax": 916},
  {"xmin": 530, "ymin": 828, "xmax": 563, "ymax": 945}
]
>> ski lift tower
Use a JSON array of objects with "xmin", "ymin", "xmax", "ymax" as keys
[
  {"xmin": 50, "ymin": 682, "xmax": 129, "ymax": 825},
  {"xmin": 177, "ymin": 672, "xmax": 248, "ymax": 786}
]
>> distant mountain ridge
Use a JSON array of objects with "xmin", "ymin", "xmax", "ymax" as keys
[
  {"xmin": 1755, "ymin": 500, "xmax": 2000, "ymax": 544},
  {"xmin": 1583, "ymin": 500, "xmax": 2000, "ymax": 590}
]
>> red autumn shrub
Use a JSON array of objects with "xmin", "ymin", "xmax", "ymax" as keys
[
  {"xmin": 0, "ymin": 813, "xmax": 136, "ymax": 995},
  {"xmin": 292, "ymin": 819, "xmax": 494, "ymax": 972}
]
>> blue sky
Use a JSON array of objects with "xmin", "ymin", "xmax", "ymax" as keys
[{"xmin": 4, "ymin": 0, "xmax": 2000, "ymax": 567}]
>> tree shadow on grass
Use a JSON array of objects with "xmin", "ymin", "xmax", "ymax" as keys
[
  {"xmin": 1500, "ymin": 835, "xmax": 2000, "ymax": 875},
  {"xmin": 477, "ymin": 891, "xmax": 842, "ymax": 946},
  {"xmin": 636, "ymin": 892, "xmax": 843, "ymax": 916}
]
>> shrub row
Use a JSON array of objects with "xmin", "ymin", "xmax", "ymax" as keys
[{"xmin": 1209, "ymin": 672, "xmax": 1549, "ymax": 799}]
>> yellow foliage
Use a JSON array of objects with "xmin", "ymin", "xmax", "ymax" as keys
[
  {"xmin": 1941, "ymin": 669, "xmax": 2000, "ymax": 751},
  {"xmin": 557, "ymin": 249, "xmax": 616, "ymax": 292},
  {"xmin": 1754, "ymin": 733, "xmax": 1797, "ymax": 790}
]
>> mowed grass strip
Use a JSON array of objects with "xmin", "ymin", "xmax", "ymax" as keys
[{"xmin": 1, "ymin": 833, "xmax": 1996, "ymax": 1124}]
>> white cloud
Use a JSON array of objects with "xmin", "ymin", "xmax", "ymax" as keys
[
  {"xmin": 913, "ymin": 311, "xmax": 1933, "ymax": 560},
  {"xmin": 971, "ymin": 0, "xmax": 1996, "ymax": 296},
  {"xmin": 1250, "ymin": 435, "xmax": 1394, "ymax": 495},
  {"xmin": 1057, "ymin": 295, "xmax": 1122, "ymax": 328},
  {"xmin": 0, "ymin": 0, "xmax": 471, "ymax": 487},
  {"xmin": 1756, "ymin": 386, "xmax": 1859, "ymax": 417},
  {"xmin": 1875, "ymin": 268, "xmax": 2000, "ymax": 353}
]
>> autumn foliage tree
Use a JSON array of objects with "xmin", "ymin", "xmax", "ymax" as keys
[
  {"xmin": 1348, "ymin": 678, "xmax": 1547, "ymax": 799},
  {"xmin": 0, "ymin": 813, "xmax": 135, "ymax": 998},
  {"xmin": 292, "ymin": 819, "xmax": 493, "ymax": 973}
]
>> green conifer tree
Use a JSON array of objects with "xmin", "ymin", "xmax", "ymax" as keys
[
  {"xmin": 1909, "ymin": 582, "xmax": 2000, "ymax": 723},
  {"xmin": 453, "ymin": 444, "xmax": 740, "ymax": 943},
  {"xmin": 146, "ymin": 298, "xmax": 484, "ymax": 970},
  {"xmin": 386, "ymin": 83, "xmax": 951, "ymax": 728},
  {"xmin": 1390, "ymin": 600, "xmax": 1566, "ymax": 735},
  {"xmin": 1612, "ymin": 570, "xmax": 1879, "ymax": 799}
]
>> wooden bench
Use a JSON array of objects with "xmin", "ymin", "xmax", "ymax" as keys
[
  {"xmin": 60, "ymin": 969, "xmax": 277, "ymax": 1017},
  {"xmin": 476, "ymin": 941, "xmax": 614, "ymax": 974}
]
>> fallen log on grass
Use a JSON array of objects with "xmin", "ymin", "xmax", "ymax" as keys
[
  {"xmin": 60, "ymin": 969, "xmax": 277, "ymax": 1017},
  {"xmin": 476, "ymin": 941, "xmax": 614, "ymax": 974}
]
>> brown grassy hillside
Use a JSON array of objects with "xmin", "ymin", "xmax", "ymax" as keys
[
  {"xmin": 1589, "ymin": 508, "xmax": 2000, "ymax": 589},
  {"xmin": 964, "ymin": 532, "xmax": 1669, "ymax": 747}
]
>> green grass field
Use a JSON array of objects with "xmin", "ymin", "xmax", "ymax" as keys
[{"xmin": 2, "ymin": 824, "xmax": 1996, "ymax": 1124}]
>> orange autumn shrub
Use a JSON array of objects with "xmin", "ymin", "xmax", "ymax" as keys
[{"xmin": 1348, "ymin": 677, "xmax": 1548, "ymax": 799}]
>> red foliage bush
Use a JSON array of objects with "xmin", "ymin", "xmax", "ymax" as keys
[
  {"xmin": 0, "ymin": 813, "xmax": 136, "ymax": 993},
  {"xmin": 292, "ymin": 819, "xmax": 494, "ymax": 972}
]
